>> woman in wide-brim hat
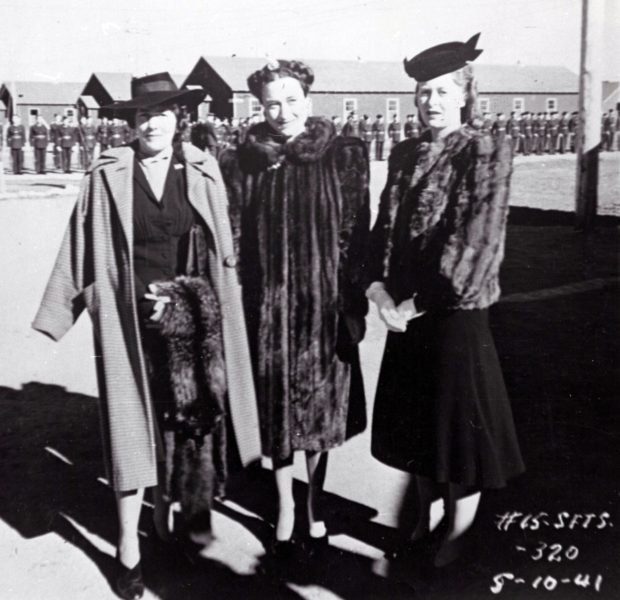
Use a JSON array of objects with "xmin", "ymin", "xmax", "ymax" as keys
[
  {"xmin": 366, "ymin": 34, "xmax": 525, "ymax": 567},
  {"xmin": 219, "ymin": 59, "xmax": 370, "ymax": 557},
  {"xmin": 33, "ymin": 72, "xmax": 261, "ymax": 598}
]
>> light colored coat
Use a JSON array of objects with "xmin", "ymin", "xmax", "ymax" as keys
[{"xmin": 32, "ymin": 143, "xmax": 261, "ymax": 492}]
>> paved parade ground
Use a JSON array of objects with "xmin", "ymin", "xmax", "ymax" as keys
[{"xmin": 0, "ymin": 154, "xmax": 619, "ymax": 599}]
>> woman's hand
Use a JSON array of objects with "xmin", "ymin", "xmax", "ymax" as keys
[
  {"xmin": 366, "ymin": 282, "xmax": 407, "ymax": 332},
  {"xmin": 143, "ymin": 283, "xmax": 171, "ymax": 323},
  {"xmin": 395, "ymin": 297, "xmax": 425, "ymax": 322}
]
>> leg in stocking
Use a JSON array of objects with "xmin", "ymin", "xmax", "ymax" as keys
[{"xmin": 305, "ymin": 451, "xmax": 328, "ymax": 538}]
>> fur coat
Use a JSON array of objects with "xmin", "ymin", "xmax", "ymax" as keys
[
  {"xmin": 219, "ymin": 117, "xmax": 370, "ymax": 461},
  {"xmin": 367, "ymin": 125, "xmax": 513, "ymax": 310}
]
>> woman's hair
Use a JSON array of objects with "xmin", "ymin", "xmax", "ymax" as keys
[
  {"xmin": 415, "ymin": 64, "xmax": 479, "ymax": 127},
  {"xmin": 126, "ymin": 103, "xmax": 182, "ymax": 129},
  {"xmin": 247, "ymin": 59, "xmax": 314, "ymax": 100}
]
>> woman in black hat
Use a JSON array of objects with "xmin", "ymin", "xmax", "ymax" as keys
[
  {"xmin": 33, "ymin": 72, "xmax": 261, "ymax": 598},
  {"xmin": 219, "ymin": 59, "xmax": 370, "ymax": 556},
  {"xmin": 366, "ymin": 34, "xmax": 525, "ymax": 567}
]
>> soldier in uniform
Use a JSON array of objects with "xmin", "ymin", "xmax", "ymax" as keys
[
  {"xmin": 568, "ymin": 111, "xmax": 578, "ymax": 152},
  {"xmin": 96, "ymin": 116, "xmax": 110, "ymax": 152},
  {"xmin": 372, "ymin": 114, "xmax": 386, "ymax": 160},
  {"xmin": 49, "ymin": 114, "xmax": 63, "ymax": 170},
  {"xmin": 109, "ymin": 117, "xmax": 128, "ymax": 148},
  {"xmin": 506, "ymin": 111, "xmax": 522, "ymax": 154},
  {"xmin": 520, "ymin": 112, "xmax": 532, "ymax": 155},
  {"xmin": 29, "ymin": 115, "xmax": 49, "ymax": 174},
  {"xmin": 6, "ymin": 115, "xmax": 26, "ymax": 174},
  {"xmin": 79, "ymin": 116, "xmax": 98, "ymax": 169},
  {"xmin": 387, "ymin": 113, "xmax": 401, "ymax": 148},
  {"xmin": 341, "ymin": 112, "xmax": 360, "ymax": 138},
  {"xmin": 59, "ymin": 116, "xmax": 78, "ymax": 173},
  {"xmin": 536, "ymin": 112, "xmax": 547, "ymax": 154},
  {"xmin": 359, "ymin": 114, "xmax": 373, "ymax": 155},
  {"xmin": 557, "ymin": 111, "xmax": 570, "ymax": 154},
  {"xmin": 546, "ymin": 111, "xmax": 559, "ymax": 154},
  {"xmin": 403, "ymin": 113, "xmax": 420, "ymax": 139},
  {"xmin": 492, "ymin": 112, "xmax": 507, "ymax": 146},
  {"xmin": 602, "ymin": 110, "xmax": 614, "ymax": 151}
]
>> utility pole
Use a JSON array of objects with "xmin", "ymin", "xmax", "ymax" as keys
[{"xmin": 575, "ymin": 0, "xmax": 605, "ymax": 231}]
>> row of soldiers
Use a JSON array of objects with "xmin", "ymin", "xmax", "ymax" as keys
[
  {"xmin": 3, "ymin": 114, "xmax": 133, "ymax": 174},
  {"xmin": 481, "ymin": 109, "xmax": 619, "ymax": 155},
  {"xmin": 4, "ymin": 108, "xmax": 618, "ymax": 175},
  {"xmin": 336, "ymin": 113, "xmax": 420, "ymax": 160}
]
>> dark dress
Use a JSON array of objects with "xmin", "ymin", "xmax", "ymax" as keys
[
  {"xmin": 367, "ymin": 126, "xmax": 525, "ymax": 489},
  {"xmin": 132, "ymin": 148, "xmax": 226, "ymax": 537},
  {"xmin": 220, "ymin": 117, "xmax": 370, "ymax": 462}
]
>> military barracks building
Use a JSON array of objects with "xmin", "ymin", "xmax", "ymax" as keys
[
  {"xmin": 0, "ymin": 81, "xmax": 83, "ymax": 124},
  {"xmin": 3, "ymin": 60, "xmax": 616, "ymax": 126}
]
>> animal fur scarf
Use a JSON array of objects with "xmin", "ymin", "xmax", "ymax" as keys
[{"xmin": 154, "ymin": 275, "xmax": 227, "ymax": 544}]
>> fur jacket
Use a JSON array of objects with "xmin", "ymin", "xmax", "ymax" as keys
[
  {"xmin": 155, "ymin": 275, "xmax": 227, "ymax": 542},
  {"xmin": 219, "ymin": 117, "xmax": 370, "ymax": 460},
  {"xmin": 367, "ymin": 125, "xmax": 513, "ymax": 310}
]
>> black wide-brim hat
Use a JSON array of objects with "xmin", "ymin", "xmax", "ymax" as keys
[
  {"xmin": 101, "ymin": 72, "xmax": 206, "ymax": 117},
  {"xmin": 404, "ymin": 33, "xmax": 483, "ymax": 81}
]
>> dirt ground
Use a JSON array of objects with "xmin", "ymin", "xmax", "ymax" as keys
[{"xmin": 0, "ymin": 153, "xmax": 618, "ymax": 599}]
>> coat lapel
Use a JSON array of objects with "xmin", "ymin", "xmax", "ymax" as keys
[
  {"xmin": 186, "ymin": 161, "xmax": 217, "ymax": 241},
  {"xmin": 100, "ymin": 148, "xmax": 135, "ymax": 248}
]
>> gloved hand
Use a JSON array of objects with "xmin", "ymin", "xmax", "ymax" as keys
[
  {"xmin": 395, "ymin": 297, "xmax": 425, "ymax": 322},
  {"xmin": 144, "ymin": 283, "xmax": 172, "ymax": 323},
  {"xmin": 366, "ymin": 282, "xmax": 407, "ymax": 332}
]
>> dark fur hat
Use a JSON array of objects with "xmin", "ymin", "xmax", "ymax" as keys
[
  {"xmin": 404, "ymin": 33, "xmax": 483, "ymax": 81},
  {"xmin": 247, "ymin": 59, "xmax": 314, "ymax": 99}
]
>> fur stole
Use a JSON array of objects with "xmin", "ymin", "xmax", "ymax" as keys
[
  {"xmin": 238, "ymin": 116, "xmax": 336, "ymax": 172},
  {"xmin": 369, "ymin": 125, "xmax": 513, "ymax": 310},
  {"xmin": 155, "ymin": 275, "xmax": 227, "ymax": 544}
]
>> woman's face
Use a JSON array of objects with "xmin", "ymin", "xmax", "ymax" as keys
[
  {"xmin": 135, "ymin": 106, "xmax": 177, "ymax": 155},
  {"xmin": 416, "ymin": 72, "xmax": 465, "ymax": 133},
  {"xmin": 261, "ymin": 76, "xmax": 309, "ymax": 138}
]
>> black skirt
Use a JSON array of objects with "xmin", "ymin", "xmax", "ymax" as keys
[{"xmin": 371, "ymin": 309, "xmax": 525, "ymax": 489}]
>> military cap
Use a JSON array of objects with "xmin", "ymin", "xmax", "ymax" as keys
[{"xmin": 404, "ymin": 33, "xmax": 483, "ymax": 81}]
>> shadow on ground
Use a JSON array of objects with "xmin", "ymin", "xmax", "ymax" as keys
[{"xmin": 0, "ymin": 382, "xmax": 414, "ymax": 599}]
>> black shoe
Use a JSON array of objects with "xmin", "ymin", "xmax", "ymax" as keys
[
  {"xmin": 302, "ymin": 533, "xmax": 329, "ymax": 558},
  {"xmin": 115, "ymin": 559, "xmax": 144, "ymax": 600},
  {"xmin": 270, "ymin": 536, "xmax": 297, "ymax": 560}
]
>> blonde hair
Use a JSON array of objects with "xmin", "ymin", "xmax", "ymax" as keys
[{"xmin": 415, "ymin": 65, "xmax": 479, "ymax": 127}]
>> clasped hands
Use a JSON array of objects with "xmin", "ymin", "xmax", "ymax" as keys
[{"xmin": 366, "ymin": 282, "xmax": 424, "ymax": 332}]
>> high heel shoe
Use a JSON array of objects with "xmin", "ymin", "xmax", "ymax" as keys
[
  {"xmin": 115, "ymin": 558, "xmax": 144, "ymax": 600},
  {"xmin": 269, "ymin": 535, "xmax": 297, "ymax": 560}
]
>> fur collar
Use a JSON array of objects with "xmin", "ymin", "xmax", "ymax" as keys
[{"xmin": 239, "ymin": 116, "xmax": 336, "ymax": 172}]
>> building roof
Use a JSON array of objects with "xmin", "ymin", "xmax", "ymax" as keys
[
  {"xmin": 1, "ymin": 81, "xmax": 83, "ymax": 105},
  {"xmin": 88, "ymin": 72, "xmax": 133, "ymax": 101},
  {"xmin": 475, "ymin": 64, "xmax": 578, "ymax": 94},
  {"xmin": 87, "ymin": 72, "xmax": 188, "ymax": 101},
  {"xmin": 79, "ymin": 95, "xmax": 100, "ymax": 109},
  {"xmin": 193, "ymin": 56, "xmax": 579, "ymax": 94}
]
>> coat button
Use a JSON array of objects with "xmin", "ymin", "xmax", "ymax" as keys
[{"xmin": 223, "ymin": 255, "xmax": 237, "ymax": 268}]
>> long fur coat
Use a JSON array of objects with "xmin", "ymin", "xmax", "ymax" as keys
[
  {"xmin": 367, "ymin": 125, "xmax": 513, "ymax": 310},
  {"xmin": 219, "ymin": 117, "xmax": 370, "ymax": 461}
]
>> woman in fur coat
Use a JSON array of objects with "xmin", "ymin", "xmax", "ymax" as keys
[
  {"xmin": 32, "ymin": 73, "xmax": 261, "ymax": 599},
  {"xmin": 219, "ymin": 59, "xmax": 370, "ymax": 554},
  {"xmin": 366, "ymin": 34, "xmax": 525, "ymax": 567}
]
